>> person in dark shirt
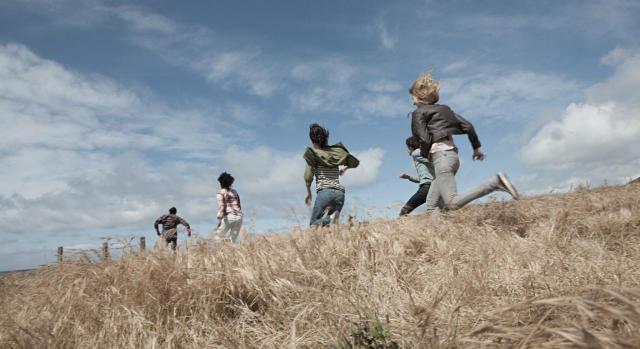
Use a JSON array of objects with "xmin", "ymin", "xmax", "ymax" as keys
[{"xmin": 154, "ymin": 207, "xmax": 191, "ymax": 250}]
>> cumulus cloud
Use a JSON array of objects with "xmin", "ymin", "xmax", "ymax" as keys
[
  {"xmin": 342, "ymin": 148, "xmax": 385, "ymax": 188},
  {"xmin": 521, "ymin": 103, "xmax": 640, "ymax": 165},
  {"xmin": 222, "ymin": 146, "xmax": 385, "ymax": 193},
  {"xmin": 520, "ymin": 49, "xmax": 640, "ymax": 189},
  {"xmin": 217, "ymin": 146, "xmax": 385, "ymax": 219},
  {"xmin": 0, "ymin": 43, "xmax": 231, "ymax": 233}
]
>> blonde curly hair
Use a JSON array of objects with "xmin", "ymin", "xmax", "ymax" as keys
[{"xmin": 409, "ymin": 70, "xmax": 440, "ymax": 105}]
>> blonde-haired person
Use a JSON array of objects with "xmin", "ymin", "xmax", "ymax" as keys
[
  {"xmin": 409, "ymin": 71, "xmax": 520, "ymax": 213},
  {"xmin": 215, "ymin": 172, "xmax": 243, "ymax": 242}
]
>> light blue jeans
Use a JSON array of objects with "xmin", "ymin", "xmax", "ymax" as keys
[
  {"xmin": 425, "ymin": 150, "xmax": 502, "ymax": 212},
  {"xmin": 310, "ymin": 188, "xmax": 345, "ymax": 226}
]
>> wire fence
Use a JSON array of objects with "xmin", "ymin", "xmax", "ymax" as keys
[{"xmin": 57, "ymin": 236, "xmax": 149, "ymax": 263}]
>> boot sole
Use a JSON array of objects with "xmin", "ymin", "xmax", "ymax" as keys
[{"xmin": 498, "ymin": 172, "xmax": 520, "ymax": 200}]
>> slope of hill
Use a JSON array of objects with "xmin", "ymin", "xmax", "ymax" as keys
[{"xmin": 1, "ymin": 183, "xmax": 640, "ymax": 348}]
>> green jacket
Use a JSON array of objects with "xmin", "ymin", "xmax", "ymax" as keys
[{"xmin": 303, "ymin": 143, "xmax": 360, "ymax": 187}]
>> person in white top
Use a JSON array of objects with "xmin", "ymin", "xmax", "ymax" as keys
[{"xmin": 215, "ymin": 172, "xmax": 243, "ymax": 242}]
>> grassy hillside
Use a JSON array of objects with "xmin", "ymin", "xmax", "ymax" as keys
[{"xmin": 2, "ymin": 183, "xmax": 640, "ymax": 348}]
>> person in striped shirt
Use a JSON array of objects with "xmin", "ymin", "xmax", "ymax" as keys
[
  {"xmin": 215, "ymin": 172, "xmax": 243, "ymax": 242},
  {"xmin": 303, "ymin": 123, "xmax": 359, "ymax": 227}
]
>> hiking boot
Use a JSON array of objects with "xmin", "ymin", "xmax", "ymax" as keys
[{"xmin": 497, "ymin": 172, "xmax": 520, "ymax": 200}]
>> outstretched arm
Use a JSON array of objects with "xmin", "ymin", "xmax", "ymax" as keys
[{"xmin": 400, "ymin": 173, "xmax": 420, "ymax": 183}]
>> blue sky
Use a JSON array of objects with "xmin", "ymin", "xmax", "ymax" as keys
[{"xmin": 1, "ymin": 0, "xmax": 640, "ymax": 271}]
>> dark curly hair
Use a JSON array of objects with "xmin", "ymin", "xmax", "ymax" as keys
[
  {"xmin": 169, "ymin": 207, "xmax": 177, "ymax": 214},
  {"xmin": 218, "ymin": 172, "xmax": 235, "ymax": 189},
  {"xmin": 405, "ymin": 136, "xmax": 422, "ymax": 151},
  {"xmin": 309, "ymin": 123, "xmax": 329, "ymax": 147}
]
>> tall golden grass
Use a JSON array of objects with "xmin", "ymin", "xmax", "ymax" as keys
[{"xmin": 1, "ymin": 183, "xmax": 640, "ymax": 348}]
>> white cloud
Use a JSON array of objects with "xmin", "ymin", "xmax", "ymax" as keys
[
  {"xmin": 221, "ymin": 146, "xmax": 384, "ymax": 194},
  {"xmin": 520, "ymin": 49, "xmax": 640, "ymax": 190},
  {"xmin": 289, "ymin": 59, "xmax": 408, "ymax": 118},
  {"xmin": 354, "ymin": 94, "xmax": 407, "ymax": 119},
  {"xmin": 108, "ymin": 5, "xmax": 281, "ymax": 97},
  {"xmin": 221, "ymin": 146, "xmax": 304, "ymax": 195},
  {"xmin": 342, "ymin": 148, "xmax": 385, "ymax": 188},
  {"xmin": 366, "ymin": 80, "xmax": 403, "ymax": 93},
  {"xmin": 442, "ymin": 68, "xmax": 582, "ymax": 121},
  {"xmin": 216, "ymin": 146, "xmax": 385, "ymax": 220},
  {"xmin": 373, "ymin": 18, "xmax": 397, "ymax": 49},
  {"xmin": 0, "ymin": 153, "xmax": 219, "ymax": 234},
  {"xmin": 0, "ymin": 43, "xmax": 231, "ymax": 234},
  {"xmin": 521, "ymin": 103, "xmax": 640, "ymax": 165},
  {"xmin": 600, "ymin": 47, "xmax": 632, "ymax": 66}
]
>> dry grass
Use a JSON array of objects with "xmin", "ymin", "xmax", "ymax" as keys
[{"xmin": 1, "ymin": 183, "xmax": 640, "ymax": 348}]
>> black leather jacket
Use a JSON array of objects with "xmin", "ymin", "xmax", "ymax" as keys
[{"xmin": 411, "ymin": 103, "xmax": 481, "ymax": 155}]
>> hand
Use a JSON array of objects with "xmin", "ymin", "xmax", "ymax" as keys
[
  {"xmin": 473, "ymin": 148, "xmax": 485, "ymax": 161},
  {"xmin": 187, "ymin": 230, "xmax": 191, "ymax": 237},
  {"xmin": 399, "ymin": 173, "xmax": 410, "ymax": 180},
  {"xmin": 304, "ymin": 192, "xmax": 312, "ymax": 206},
  {"xmin": 339, "ymin": 166, "xmax": 348, "ymax": 176}
]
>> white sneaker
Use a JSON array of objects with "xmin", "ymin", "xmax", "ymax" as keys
[{"xmin": 497, "ymin": 172, "xmax": 520, "ymax": 200}]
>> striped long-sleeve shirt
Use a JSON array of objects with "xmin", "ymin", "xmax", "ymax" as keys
[
  {"xmin": 313, "ymin": 165, "xmax": 344, "ymax": 192},
  {"xmin": 216, "ymin": 188, "xmax": 243, "ymax": 219}
]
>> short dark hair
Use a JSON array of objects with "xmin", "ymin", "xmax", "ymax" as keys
[
  {"xmin": 309, "ymin": 123, "xmax": 329, "ymax": 147},
  {"xmin": 218, "ymin": 172, "xmax": 235, "ymax": 189},
  {"xmin": 169, "ymin": 207, "xmax": 177, "ymax": 214},
  {"xmin": 406, "ymin": 136, "xmax": 421, "ymax": 151}
]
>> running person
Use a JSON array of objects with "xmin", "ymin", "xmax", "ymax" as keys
[
  {"xmin": 409, "ymin": 71, "xmax": 520, "ymax": 213},
  {"xmin": 215, "ymin": 172, "xmax": 243, "ymax": 242},
  {"xmin": 304, "ymin": 123, "xmax": 359, "ymax": 227},
  {"xmin": 399, "ymin": 136, "xmax": 440, "ymax": 215},
  {"xmin": 154, "ymin": 207, "xmax": 191, "ymax": 250}
]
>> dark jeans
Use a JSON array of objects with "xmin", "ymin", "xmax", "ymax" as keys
[
  {"xmin": 400, "ymin": 183, "xmax": 431, "ymax": 215},
  {"xmin": 310, "ymin": 188, "xmax": 345, "ymax": 226},
  {"xmin": 165, "ymin": 237, "xmax": 177, "ymax": 250}
]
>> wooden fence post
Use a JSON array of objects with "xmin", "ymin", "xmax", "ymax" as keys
[
  {"xmin": 140, "ymin": 236, "xmax": 146, "ymax": 251},
  {"xmin": 102, "ymin": 242, "xmax": 109, "ymax": 260},
  {"xmin": 57, "ymin": 246, "xmax": 63, "ymax": 263}
]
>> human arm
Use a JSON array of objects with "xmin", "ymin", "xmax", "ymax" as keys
[
  {"xmin": 154, "ymin": 216, "xmax": 162, "ymax": 236},
  {"xmin": 178, "ymin": 216, "xmax": 191, "ymax": 236},
  {"xmin": 304, "ymin": 164, "xmax": 313, "ymax": 206},
  {"xmin": 216, "ymin": 192, "xmax": 225, "ymax": 221},
  {"xmin": 454, "ymin": 113, "xmax": 481, "ymax": 151},
  {"xmin": 411, "ymin": 110, "xmax": 433, "ymax": 155},
  {"xmin": 400, "ymin": 173, "xmax": 420, "ymax": 183},
  {"xmin": 304, "ymin": 185, "xmax": 312, "ymax": 206}
]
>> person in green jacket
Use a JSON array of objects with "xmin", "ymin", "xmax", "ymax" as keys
[{"xmin": 304, "ymin": 123, "xmax": 359, "ymax": 227}]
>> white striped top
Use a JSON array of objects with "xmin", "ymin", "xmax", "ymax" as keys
[{"xmin": 314, "ymin": 166, "xmax": 344, "ymax": 192}]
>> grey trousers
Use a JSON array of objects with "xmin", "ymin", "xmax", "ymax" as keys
[{"xmin": 425, "ymin": 150, "xmax": 501, "ymax": 212}]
